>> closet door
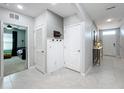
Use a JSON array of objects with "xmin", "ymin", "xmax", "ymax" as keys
[
  {"xmin": 64, "ymin": 24, "xmax": 82, "ymax": 72},
  {"xmin": 47, "ymin": 39, "xmax": 56, "ymax": 73},
  {"xmin": 47, "ymin": 39, "xmax": 64, "ymax": 73},
  {"xmin": 34, "ymin": 25, "xmax": 46, "ymax": 74},
  {"xmin": 56, "ymin": 39, "xmax": 64, "ymax": 70}
]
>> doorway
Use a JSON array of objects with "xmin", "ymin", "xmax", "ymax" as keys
[{"xmin": 2, "ymin": 23, "xmax": 28, "ymax": 76}]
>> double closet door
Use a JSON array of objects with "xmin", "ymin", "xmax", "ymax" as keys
[{"xmin": 47, "ymin": 39, "xmax": 64, "ymax": 73}]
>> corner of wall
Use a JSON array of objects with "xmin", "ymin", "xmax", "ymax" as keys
[{"xmin": 74, "ymin": 3, "xmax": 97, "ymax": 75}]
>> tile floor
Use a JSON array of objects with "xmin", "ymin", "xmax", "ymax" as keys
[{"xmin": 0, "ymin": 56, "xmax": 124, "ymax": 89}]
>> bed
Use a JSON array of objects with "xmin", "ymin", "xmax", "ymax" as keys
[{"xmin": 4, "ymin": 50, "xmax": 12, "ymax": 59}]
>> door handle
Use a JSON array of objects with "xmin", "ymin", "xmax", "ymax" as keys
[
  {"xmin": 113, "ymin": 43, "xmax": 115, "ymax": 47},
  {"xmin": 41, "ymin": 51, "xmax": 44, "ymax": 53},
  {"xmin": 77, "ymin": 50, "xmax": 80, "ymax": 52}
]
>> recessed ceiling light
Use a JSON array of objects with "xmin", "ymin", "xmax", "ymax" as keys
[
  {"xmin": 106, "ymin": 18, "xmax": 112, "ymax": 22},
  {"xmin": 51, "ymin": 3, "xmax": 57, "ymax": 5},
  {"xmin": 17, "ymin": 4, "xmax": 23, "ymax": 10}
]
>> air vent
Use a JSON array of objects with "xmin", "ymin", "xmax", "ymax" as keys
[
  {"xmin": 9, "ymin": 13, "xmax": 19, "ymax": 20},
  {"xmin": 106, "ymin": 6, "xmax": 116, "ymax": 11},
  {"xmin": 15, "ymin": 14, "xmax": 19, "ymax": 20},
  {"xmin": 9, "ymin": 13, "xmax": 14, "ymax": 19}
]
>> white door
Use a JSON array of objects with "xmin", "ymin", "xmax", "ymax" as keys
[
  {"xmin": 64, "ymin": 24, "xmax": 81, "ymax": 72},
  {"xmin": 102, "ymin": 30, "xmax": 116, "ymax": 56},
  {"xmin": 47, "ymin": 39, "xmax": 56, "ymax": 73},
  {"xmin": 47, "ymin": 39, "xmax": 64, "ymax": 73},
  {"xmin": 56, "ymin": 39, "xmax": 64, "ymax": 70},
  {"xmin": 35, "ymin": 25, "xmax": 46, "ymax": 73}
]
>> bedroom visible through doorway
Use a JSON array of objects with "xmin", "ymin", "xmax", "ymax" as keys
[{"xmin": 3, "ymin": 23, "xmax": 28, "ymax": 76}]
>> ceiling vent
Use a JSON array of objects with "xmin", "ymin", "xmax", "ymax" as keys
[
  {"xmin": 9, "ymin": 13, "xmax": 14, "ymax": 19},
  {"xmin": 15, "ymin": 14, "xmax": 19, "ymax": 20},
  {"xmin": 106, "ymin": 6, "xmax": 116, "ymax": 11},
  {"xmin": 9, "ymin": 13, "xmax": 20, "ymax": 20}
]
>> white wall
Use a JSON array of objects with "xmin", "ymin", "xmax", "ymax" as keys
[
  {"xmin": 77, "ymin": 4, "xmax": 97, "ymax": 73},
  {"xmin": 46, "ymin": 10, "xmax": 64, "ymax": 72},
  {"xmin": 46, "ymin": 10, "xmax": 63, "ymax": 39},
  {"xmin": 75, "ymin": 4, "xmax": 97, "ymax": 74},
  {"xmin": 34, "ymin": 11, "xmax": 47, "ymax": 28},
  {"xmin": 0, "ymin": 7, "xmax": 35, "ymax": 67},
  {"xmin": 35, "ymin": 9, "xmax": 63, "ymax": 38},
  {"xmin": 34, "ymin": 10, "xmax": 64, "ymax": 73},
  {"xmin": 84, "ymin": 22, "xmax": 96, "ymax": 74},
  {"xmin": 64, "ymin": 14, "xmax": 82, "ymax": 26},
  {"xmin": 120, "ymin": 23, "xmax": 124, "ymax": 58},
  {"xmin": 35, "ymin": 10, "xmax": 63, "ymax": 47}
]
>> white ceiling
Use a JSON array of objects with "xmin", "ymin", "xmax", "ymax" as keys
[
  {"xmin": 0, "ymin": 3, "xmax": 77, "ymax": 18},
  {"xmin": 1, "ymin": 3, "xmax": 123, "ymax": 29},
  {"xmin": 83, "ymin": 3, "xmax": 124, "ymax": 28}
]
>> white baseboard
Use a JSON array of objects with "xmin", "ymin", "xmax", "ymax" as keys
[
  {"xmin": 86, "ymin": 66, "xmax": 92, "ymax": 75},
  {"xmin": 28, "ymin": 65, "xmax": 36, "ymax": 69},
  {"xmin": 81, "ymin": 72, "xmax": 86, "ymax": 77},
  {"xmin": 81, "ymin": 66, "xmax": 92, "ymax": 77}
]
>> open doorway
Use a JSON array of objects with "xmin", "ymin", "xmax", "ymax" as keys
[{"xmin": 3, "ymin": 23, "xmax": 28, "ymax": 76}]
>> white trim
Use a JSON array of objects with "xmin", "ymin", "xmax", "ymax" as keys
[
  {"xmin": 81, "ymin": 72, "xmax": 86, "ymax": 77},
  {"xmin": 28, "ymin": 65, "xmax": 36, "ymax": 69},
  {"xmin": 0, "ymin": 21, "xmax": 29, "ymax": 77},
  {"xmin": 86, "ymin": 66, "xmax": 92, "ymax": 76},
  {"xmin": 80, "ymin": 22, "xmax": 85, "ymax": 76},
  {"xmin": 0, "ymin": 21, "xmax": 4, "ymax": 77},
  {"xmin": 81, "ymin": 66, "xmax": 92, "ymax": 77},
  {"xmin": 34, "ymin": 24, "xmax": 45, "ymax": 31},
  {"xmin": 26, "ymin": 25, "xmax": 30, "ymax": 69},
  {"xmin": 64, "ymin": 22, "xmax": 84, "ymax": 30}
]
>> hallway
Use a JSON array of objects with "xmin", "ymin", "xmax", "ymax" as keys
[
  {"xmin": 88, "ymin": 56, "xmax": 124, "ymax": 88},
  {"xmin": 0, "ymin": 56, "xmax": 124, "ymax": 89}
]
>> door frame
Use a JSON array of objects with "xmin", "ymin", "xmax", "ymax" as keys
[
  {"xmin": 0, "ymin": 21, "xmax": 29, "ymax": 77},
  {"xmin": 64, "ymin": 22, "xmax": 84, "ymax": 75}
]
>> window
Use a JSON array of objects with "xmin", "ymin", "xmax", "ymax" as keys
[
  {"xmin": 4, "ymin": 33, "xmax": 13, "ymax": 50},
  {"xmin": 103, "ymin": 30, "xmax": 116, "ymax": 35}
]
